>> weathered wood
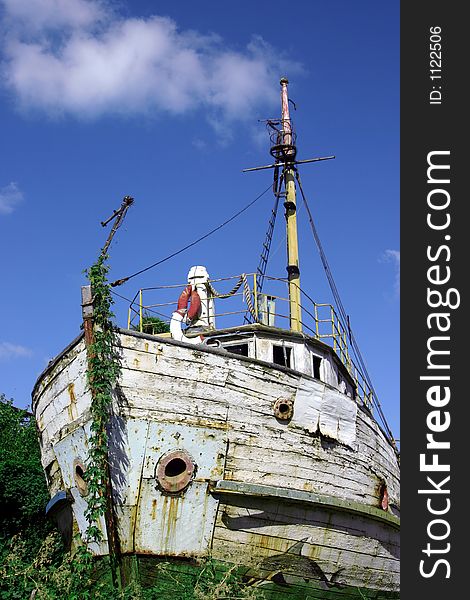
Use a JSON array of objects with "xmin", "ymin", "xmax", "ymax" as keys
[
  {"xmin": 213, "ymin": 505, "xmax": 399, "ymax": 560},
  {"xmin": 211, "ymin": 528, "xmax": 399, "ymax": 575},
  {"xmin": 211, "ymin": 480, "xmax": 399, "ymax": 529},
  {"xmin": 32, "ymin": 330, "xmax": 400, "ymax": 594}
]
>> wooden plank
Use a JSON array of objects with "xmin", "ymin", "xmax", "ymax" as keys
[
  {"xmin": 118, "ymin": 382, "xmax": 229, "ymax": 421},
  {"xmin": 212, "ymin": 528, "xmax": 399, "ymax": 577},
  {"xmin": 210, "ymin": 532, "xmax": 398, "ymax": 587},
  {"xmin": 226, "ymin": 443, "xmax": 386, "ymax": 490},
  {"xmin": 222, "ymin": 467, "xmax": 378, "ymax": 505},
  {"xmin": 32, "ymin": 341, "xmax": 84, "ymax": 405},
  {"xmin": 215, "ymin": 494, "xmax": 399, "ymax": 544},
  {"xmin": 213, "ymin": 504, "xmax": 399, "ymax": 560},
  {"xmin": 120, "ymin": 346, "xmax": 230, "ymax": 387},
  {"xmin": 211, "ymin": 481, "xmax": 398, "ymax": 530}
]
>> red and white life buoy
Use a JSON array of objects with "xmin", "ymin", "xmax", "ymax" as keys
[
  {"xmin": 176, "ymin": 285, "xmax": 201, "ymax": 321},
  {"xmin": 171, "ymin": 285, "xmax": 204, "ymax": 344}
]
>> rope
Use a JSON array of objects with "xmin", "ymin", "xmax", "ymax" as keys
[
  {"xmin": 257, "ymin": 178, "xmax": 283, "ymax": 293},
  {"xmin": 207, "ymin": 276, "xmax": 244, "ymax": 299},
  {"xmin": 110, "ymin": 289, "xmax": 172, "ymax": 322},
  {"xmin": 242, "ymin": 276, "xmax": 257, "ymax": 320},
  {"xmin": 207, "ymin": 274, "xmax": 256, "ymax": 320},
  {"xmin": 295, "ymin": 171, "xmax": 348, "ymax": 324},
  {"xmin": 110, "ymin": 182, "xmax": 274, "ymax": 287},
  {"xmin": 243, "ymin": 173, "xmax": 284, "ymax": 325},
  {"xmin": 295, "ymin": 170, "xmax": 397, "ymax": 451}
]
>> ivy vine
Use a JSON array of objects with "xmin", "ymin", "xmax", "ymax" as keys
[{"xmin": 83, "ymin": 253, "xmax": 121, "ymax": 545}]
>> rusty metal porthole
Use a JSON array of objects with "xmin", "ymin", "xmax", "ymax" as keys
[
  {"xmin": 73, "ymin": 459, "xmax": 88, "ymax": 497},
  {"xmin": 155, "ymin": 450, "xmax": 196, "ymax": 494},
  {"xmin": 273, "ymin": 398, "xmax": 294, "ymax": 421}
]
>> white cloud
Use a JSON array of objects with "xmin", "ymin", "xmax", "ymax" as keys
[
  {"xmin": 0, "ymin": 182, "xmax": 23, "ymax": 215},
  {"xmin": 1, "ymin": 0, "xmax": 107, "ymax": 31},
  {"xmin": 1, "ymin": 0, "xmax": 303, "ymax": 131},
  {"xmin": 0, "ymin": 341, "xmax": 33, "ymax": 360},
  {"xmin": 381, "ymin": 249, "xmax": 400, "ymax": 296}
]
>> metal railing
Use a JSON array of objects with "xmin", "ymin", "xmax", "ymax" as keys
[{"xmin": 126, "ymin": 273, "xmax": 374, "ymax": 409}]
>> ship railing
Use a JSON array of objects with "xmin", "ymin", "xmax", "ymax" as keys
[{"xmin": 126, "ymin": 273, "xmax": 374, "ymax": 409}]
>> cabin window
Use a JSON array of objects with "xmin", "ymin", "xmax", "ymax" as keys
[
  {"xmin": 312, "ymin": 355, "xmax": 321, "ymax": 380},
  {"xmin": 273, "ymin": 345, "xmax": 291, "ymax": 368},
  {"xmin": 225, "ymin": 343, "xmax": 249, "ymax": 357}
]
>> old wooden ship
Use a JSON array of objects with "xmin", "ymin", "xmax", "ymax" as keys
[{"xmin": 32, "ymin": 79, "xmax": 400, "ymax": 599}]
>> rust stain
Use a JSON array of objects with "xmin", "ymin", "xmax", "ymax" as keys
[
  {"xmin": 305, "ymin": 542, "xmax": 321, "ymax": 560},
  {"xmin": 190, "ymin": 419, "xmax": 229, "ymax": 431},
  {"xmin": 151, "ymin": 498, "xmax": 158, "ymax": 521},
  {"xmin": 133, "ymin": 358, "xmax": 140, "ymax": 368},
  {"xmin": 200, "ymin": 487, "xmax": 212, "ymax": 550},
  {"xmin": 129, "ymin": 504, "xmax": 138, "ymax": 552},
  {"xmin": 161, "ymin": 495, "xmax": 180, "ymax": 552},
  {"xmin": 144, "ymin": 343, "xmax": 149, "ymax": 352},
  {"xmin": 67, "ymin": 383, "xmax": 77, "ymax": 420},
  {"xmin": 254, "ymin": 533, "xmax": 285, "ymax": 555},
  {"xmin": 136, "ymin": 549, "xmax": 200, "ymax": 558}
]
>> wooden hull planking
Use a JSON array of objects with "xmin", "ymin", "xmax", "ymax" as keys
[{"xmin": 33, "ymin": 330, "xmax": 400, "ymax": 597}]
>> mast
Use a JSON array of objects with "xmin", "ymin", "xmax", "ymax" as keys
[
  {"xmin": 280, "ymin": 78, "xmax": 302, "ymax": 332},
  {"xmin": 244, "ymin": 79, "xmax": 335, "ymax": 333}
]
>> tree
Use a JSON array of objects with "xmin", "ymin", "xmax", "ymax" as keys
[
  {"xmin": 132, "ymin": 315, "xmax": 170, "ymax": 335},
  {"xmin": 0, "ymin": 394, "xmax": 50, "ymax": 550}
]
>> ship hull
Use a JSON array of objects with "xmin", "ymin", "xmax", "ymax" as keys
[{"xmin": 33, "ymin": 330, "xmax": 399, "ymax": 598}]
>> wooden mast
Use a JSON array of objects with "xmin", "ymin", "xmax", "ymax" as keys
[{"xmin": 280, "ymin": 78, "xmax": 302, "ymax": 332}]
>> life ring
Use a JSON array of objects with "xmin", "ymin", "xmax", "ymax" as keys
[
  {"xmin": 176, "ymin": 285, "xmax": 201, "ymax": 322},
  {"xmin": 171, "ymin": 285, "xmax": 204, "ymax": 344},
  {"xmin": 170, "ymin": 311, "xmax": 204, "ymax": 344}
]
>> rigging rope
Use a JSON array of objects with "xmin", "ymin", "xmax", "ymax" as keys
[
  {"xmin": 256, "ymin": 177, "xmax": 283, "ymax": 294},
  {"xmin": 207, "ymin": 274, "xmax": 257, "ymax": 320},
  {"xmin": 243, "ymin": 172, "xmax": 283, "ymax": 324},
  {"xmin": 207, "ymin": 274, "xmax": 244, "ymax": 299},
  {"xmin": 110, "ymin": 182, "xmax": 274, "ymax": 288},
  {"xmin": 110, "ymin": 289, "xmax": 172, "ymax": 322},
  {"xmin": 294, "ymin": 170, "xmax": 397, "ymax": 450}
]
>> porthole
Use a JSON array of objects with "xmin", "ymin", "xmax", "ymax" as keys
[
  {"xmin": 73, "ymin": 458, "xmax": 88, "ymax": 497},
  {"xmin": 155, "ymin": 450, "xmax": 196, "ymax": 494},
  {"xmin": 273, "ymin": 397, "xmax": 294, "ymax": 421}
]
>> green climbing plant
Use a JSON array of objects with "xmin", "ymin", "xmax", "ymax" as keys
[{"xmin": 83, "ymin": 253, "xmax": 121, "ymax": 545}]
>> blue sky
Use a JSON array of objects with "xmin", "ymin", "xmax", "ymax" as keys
[{"xmin": 0, "ymin": 1, "xmax": 399, "ymax": 437}]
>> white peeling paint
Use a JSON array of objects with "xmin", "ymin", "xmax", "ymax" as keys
[{"xmin": 293, "ymin": 378, "xmax": 357, "ymax": 446}]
